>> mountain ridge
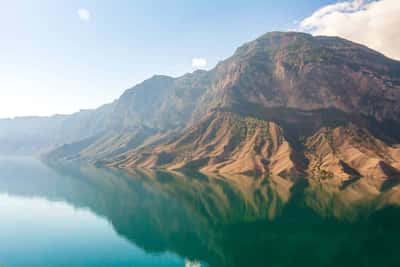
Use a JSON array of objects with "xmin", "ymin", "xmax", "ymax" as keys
[{"xmin": 1, "ymin": 31, "xmax": 400, "ymax": 187}]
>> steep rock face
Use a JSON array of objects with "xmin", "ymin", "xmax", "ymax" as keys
[
  {"xmin": 2, "ymin": 31, "xmax": 400, "ymax": 182},
  {"xmin": 195, "ymin": 32, "xmax": 400, "ymax": 123},
  {"xmin": 111, "ymin": 112, "xmax": 303, "ymax": 177},
  {"xmin": 305, "ymin": 124, "xmax": 400, "ymax": 183},
  {"xmin": 56, "ymin": 33, "xmax": 400, "ymax": 179},
  {"xmin": 112, "ymin": 71, "xmax": 213, "ymax": 129}
]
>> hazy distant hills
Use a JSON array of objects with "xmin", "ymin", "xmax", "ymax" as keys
[
  {"xmin": 2, "ymin": 31, "xmax": 400, "ymax": 187},
  {"xmin": 0, "ymin": 68, "xmax": 215, "ymax": 155},
  {"xmin": 0, "ymin": 71, "xmax": 212, "ymax": 155}
]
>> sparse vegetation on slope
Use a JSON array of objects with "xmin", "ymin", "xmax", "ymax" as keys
[
  {"xmin": 2, "ymin": 32, "xmax": 400, "ymax": 187},
  {"xmin": 110, "ymin": 112, "xmax": 304, "ymax": 177}
]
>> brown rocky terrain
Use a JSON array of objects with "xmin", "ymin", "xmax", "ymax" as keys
[
  {"xmin": 192, "ymin": 32, "xmax": 400, "ymax": 123},
  {"xmin": 110, "ymin": 112, "xmax": 304, "ymax": 177},
  {"xmin": 110, "ymin": 112, "xmax": 400, "ymax": 189},
  {"xmin": 99, "ymin": 32, "xmax": 400, "ymax": 188},
  {"xmin": 305, "ymin": 124, "xmax": 400, "ymax": 183},
  {"xmin": 5, "ymin": 31, "xmax": 399, "ymax": 189}
]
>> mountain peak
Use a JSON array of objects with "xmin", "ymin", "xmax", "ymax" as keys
[
  {"xmin": 233, "ymin": 31, "xmax": 313, "ymax": 56},
  {"xmin": 255, "ymin": 31, "xmax": 313, "ymax": 43},
  {"xmin": 203, "ymin": 30, "xmax": 400, "ymax": 123},
  {"xmin": 2, "ymin": 31, "xmax": 400, "ymax": 185}
]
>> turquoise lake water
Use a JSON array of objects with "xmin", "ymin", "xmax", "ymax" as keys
[{"xmin": 0, "ymin": 157, "xmax": 399, "ymax": 267}]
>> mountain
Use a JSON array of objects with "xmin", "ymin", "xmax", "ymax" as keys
[
  {"xmin": 110, "ymin": 111, "xmax": 304, "ymax": 178},
  {"xmin": 0, "ymin": 71, "xmax": 212, "ymax": 155},
  {"xmin": 305, "ymin": 124, "xmax": 400, "ymax": 182},
  {"xmin": 192, "ymin": 32, "xmax": 400, "ymax": 123},
  {"xmin": 0, "ymin": 106, "xmax": 112, "ymax": 154},
  {"xmin": 2, "ymin": 31, "xmax": 400, "ymax": 185},
  {"xmin": 107, "ymin": 32, "xmax": 400, "ymax": 182}
]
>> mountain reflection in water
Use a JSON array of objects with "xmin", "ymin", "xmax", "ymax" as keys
[{"xmin": 0, "ymin": 157, "xmax": 400, "ymax": 267}]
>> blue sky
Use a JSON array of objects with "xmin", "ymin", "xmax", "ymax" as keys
[{"xmin": 1, "ymin": 0, "xmax": 398, "ymax": 118}]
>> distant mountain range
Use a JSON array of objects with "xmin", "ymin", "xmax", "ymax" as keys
[{"xmin": 2, "ymin": 31, "xmax": 400, "ymax": 189}]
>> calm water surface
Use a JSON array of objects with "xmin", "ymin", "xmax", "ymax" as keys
[{"xmin": 0, "ymin": 157, "xmax": 399, "ymax": 267}]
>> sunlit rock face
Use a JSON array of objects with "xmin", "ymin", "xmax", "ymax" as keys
[
  {"xmin": 3, "ymin": 32, "xmax": 400, "ymax": 182},
  {"xmin": 102, "ymin": 32, "xmax": 400, "ymax": 181}
]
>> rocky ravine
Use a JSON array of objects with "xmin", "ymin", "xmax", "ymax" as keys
[
  {"xmin": 110, "ymin": 112, "xmax": 304, "ymax": 177},
  {"xmin": 109, "ymin": 112, "xmax": 400, "ymax": 188}
]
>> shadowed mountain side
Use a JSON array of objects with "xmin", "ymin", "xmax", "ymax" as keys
[
  {"xmin": 108, "ymin": 110, "xmax": 400, "ymax": 187},
  {"xmin": 2, "ymin": 32, "xmax": 400, "ymax": 178},
  {"xmin": 192, "ymin": 32, "xmax": 400, "ymax": 123},
  {"xmin": 46, "ymin": 127, "xmax": 169, "ymax": 162},
  {"xmin": 223, "ymin": 104, "xmax": 400, "ymax": 146},
  {"xmin": 97, "ymin": 32, "xmax": 400, "ymax": 177}
]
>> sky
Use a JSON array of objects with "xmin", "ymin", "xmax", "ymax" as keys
[{"xmin": 1, "ymin": 0, "xmax": 399, "ymax": 118}]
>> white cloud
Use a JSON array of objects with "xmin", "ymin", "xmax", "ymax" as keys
[
  {"xmin": 192, "ymin": 58, "xmax": 207, "ymax": 69},
  {"xmin": 299, "ymin": 0, "xmax": 400, "ymax": 60},
  {"xmin": 77, "ymin": 8, "xmax": 91, "ymax": 21}
]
